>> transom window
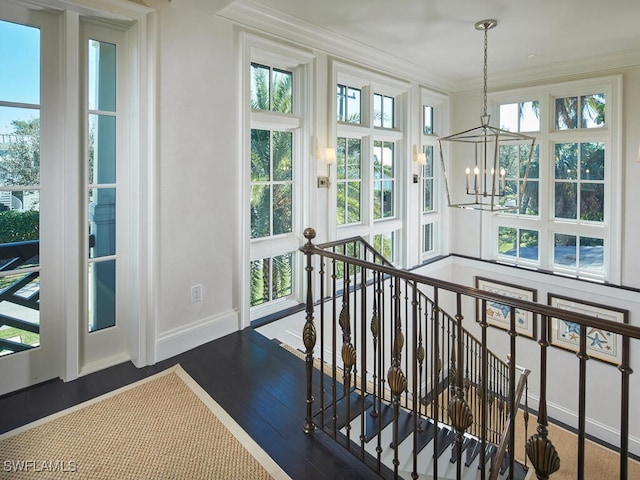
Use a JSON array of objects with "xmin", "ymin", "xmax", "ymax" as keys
[
  {"xmin": 250, "ymin": 63, "xmax": 292, "ymax": 113},
  {"xmin": 555, "ymin": 94, "xmax": 605, "ymax": 130},
  {"xmin": 337, "ymin": 84, "xmax": 361, "ymax": 124},
  {"xmin": 373, "ymin": 93, "xmax": 394, "ymax": 128}
]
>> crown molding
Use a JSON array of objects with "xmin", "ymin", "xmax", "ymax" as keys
[
  {"xmin": 453, "ymin": 48, "xmax": 640, "ymax": 93},
  {"xmin": 216, "ymin": 0, "xmax": 452, "ymax": 93}
]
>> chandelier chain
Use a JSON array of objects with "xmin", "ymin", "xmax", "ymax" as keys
[{"xmin": 483, "ymin": 25, "xmax": 488, "ymax": 117}]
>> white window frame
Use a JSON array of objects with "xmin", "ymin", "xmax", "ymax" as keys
[
  {"xmin": 487, "ymin": 76, "xmax": 622, "ymax": 283},
  {"xmin": 329, "ymin": 61, "xmax": 409, "ymax": 266},
  {"xmin": 419, "ymin": 87, "xmax": 448, "ymax": 263},
  {"xmin": 242, "ymin": 34, "xmax": 314, "ymax": 322}
]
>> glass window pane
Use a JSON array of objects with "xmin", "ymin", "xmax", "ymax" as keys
[
  {"xmin": 519, "ymin": 229, "xmax": 538, "ymax": 260},
  {"xmin": 0, "ymin": 192, "xmax": 39, "ymax": 249},
  {"xmin": 579, "ymin": 237, "xmax": 604, "ymax": 273},
  {"xmin": 555, "ymin": 96, "xmax": 578, "ymax": 129},
  {"xmin": 250, "ymin": 185, "xmax": 270, "ymax": 238},
  {"xmin": 250, "ymin": 129, "xmax": 270, "ymax": 182},
  {"xmin": 520, "ymin": 180, "xmax": 539, "ymax": 216},
  {"xmin": 272, "ymin": 131, "xmax": 292, "ymax": 181},
  {"xmin": 251, "ymin": 64, "xmax": 270, "ymax": 111},
  {"xmin": 554, "ymin": 234, "xmax": 577, "ymax": 267},
  {"xmin": 250, "ymin": 258, "xmax": 269, "ymax": 306},
  {"xmin": 373, "ymin": 231, "xmax": 394, "ymax": 262},
  {"xmin": 373, "ymin": 182, "xmax": 382, "ymax": 220},
  {"xmin": 346, "ymin": 138, "xmax": 361, "ymax": 178},
  {"xmin": 520, "ymin": 101, "xmax": 540, "ymax": 132},
  {"xmin": 0, "ymin": 110, "xmax": 40, "ymax": 187},
  {"xmin": 499, "ymin": 144, "xmax": 519, "ymax": 178},
  {"xmin": 423, "ymin": 179, "xmax": 433, "ymax": 212},
  {"xmin": 88, "ymin": 40, "xmax": 116, "ymax": 112},
  {"xmin": 273, "ymin": 184, "xmax": 292, "ymax": 235},
  {"xmin": 373, "ymin": 94, "xmax": 382, "ymax": 127},
  {"xmin": 347, "ymin": 87, "xmax": 361, "ymax": 124},
  {"xmin": 423, "ymin": 105, "xmax": 433, "ymax": 134},
  {"xmin": 336, "ymin": 137, "xmax": 346, "ymax": 180},
  {"xmin": 555, "ymin": 183, "xmax": 577, "ymax": 219},
  {"xmin": 88, "ymin": 259, "xmax": 116, "ymax": 332},
  {"xmin": 580, "ymin": 93, "xmax": 605, "ymax": 128},
  {"xmin": 347, "ymin": 182, "xmax": 360, "ymax": 223},
  {"xmin": 555, "ymin": 143, "xmax": 578, "ymax": 179},
  {"xmin": 383, "ymin": 95, "xmax": 394, "ymax": 128},
  {"xmin": 88, "ymin": 114, "xmax": 116, "ymax": 185},
  {"xmin": 422, "ymin": 223, "xmax": 433, "ymax": 253},
  {"xmin": 373, "ymin": 141, "xmax": 382, "ymax": 178},
  {"xmin": 423, "ymin": 146, "xmax": 433, "ymax": 177},
  {"xmin": 336, "ymin": 183, "xmax": 346, "ymax": 225},
  {"xmin": 580, "ymin": 142, "xmax": 604, "ymax": 181},
  {"xmin": 88, "ymin": 188, "xmax": 116, "ymax": 258},
  {"xmin": 521, "ymin": 144, "xmax": 539, "ymax": 179},
  {"xmin": 580, "ymin": 183, "xmax": 604, "ymax": 222},
  {"xmin": 337, "ymin": 84, "xmax": 346, "ymax": 122},
  {"xmin": 0, "ymin": 20, "xmax": 40, "ymax": 105},
  {"xmin": 498, "ymin": 226, "xmax": 516, "ymax": 256},
  {"xmin": 272, "ymin": 69, "xmax": 292, "ymax": 114},
  {"xmin": 0, "ymin": 271, "xmax": 40, "ymax": 354},
  {"xmin": 272, "ymin": 253, "xmax": 292, "ymax": 300},
  {"xmin": 382, "ymin": 142, "xmax": 394, "ymax": 179},
  {"xmin": 500, "ymin": 103, "xmax": 519, "ymax": 132}
]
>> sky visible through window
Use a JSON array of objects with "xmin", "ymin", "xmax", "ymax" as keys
[{"xmin": 0, "ymin": 20, "xmax": 40, "ymax": 132}]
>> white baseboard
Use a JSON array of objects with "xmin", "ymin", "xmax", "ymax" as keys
[
  {"xmin": 155, "ymin": 309, "xmax": 239, "ymax": 362},
  {"xmin": 528, "ymin": 396, "xmax": 640, "ymax": 456}
]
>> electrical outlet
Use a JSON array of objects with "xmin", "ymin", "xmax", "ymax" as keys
[{"xmin": 191, "ymin": 284, "xmax": 202, "ymax": 303}]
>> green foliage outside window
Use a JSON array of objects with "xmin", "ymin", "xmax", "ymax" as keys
[
  {"xmin": 250, "ymin": 64, "xmax": 292, "ymax": 114},
  {"xmin": 0, "ymin": 210, "xmax": 39, "ymax": 244}
]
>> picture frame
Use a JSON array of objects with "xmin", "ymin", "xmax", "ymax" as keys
[
  {"xmin": 548, "ymin": 294, "xmax": 629, "ymax": 365},
  {"xmin": 474, "ymin": 277, "xmax": 537, "ymax": 338}
]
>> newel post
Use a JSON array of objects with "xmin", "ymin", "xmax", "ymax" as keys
[{"xmin": 302, "ymin": 227, "xmax": 317, "ymax": 434}]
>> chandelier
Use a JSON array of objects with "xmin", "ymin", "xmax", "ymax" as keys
[{"xmin": 438, "ymin": 19, "xmax": 536, "ymax": 212}]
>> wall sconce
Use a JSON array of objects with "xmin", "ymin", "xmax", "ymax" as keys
[
  {"xmin": 637, "ymin": 144, "xmax": 640, "ymax": 163},
  {"xmin": 413, "ymin": 145, "xmax": 426, "ymax": 165},
  {"xmin": 318, "ymin": 147, "xmax": 335, "ymax": 188}
]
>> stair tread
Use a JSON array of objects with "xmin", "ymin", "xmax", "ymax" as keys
[{"xmin": 320, "ymin": 389, "xmax": 373, "ymax": 430}]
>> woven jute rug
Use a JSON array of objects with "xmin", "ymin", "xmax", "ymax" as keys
[{"xmin": 0, "ymin": 365, "xmax": 291, "ymax": 480}]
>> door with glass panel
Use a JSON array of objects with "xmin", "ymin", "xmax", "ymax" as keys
[
  {"xmin": 0, "ymin": 9, "xmax": 130, "ymax": 394},
  {"xmin": 79, "ymin": 23, "xmax": 128, "ymax": 373},
  {"xmin": 0, "ymin": 10, "xmax": 62, "ymax": 394}
]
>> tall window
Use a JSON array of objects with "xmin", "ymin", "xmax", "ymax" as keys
[
  {"xmin": 0, "ymin": 19, "xmax": 41, "ymax": 353},
  {"xmin": 336, "ymin": 137, "xmax": 361, "ymax": 225},
  {"xmin": 491, "ymin": 78, "xmax": 620, "ymax": 282},
  {"xmin": 333, "ymin": 69, "xmax": 407, "ymax": 265},
  {"xmin": 248, "ymin": 52, "xmax": 308, "ymax": 317},
  {"xmin": 372, "ymin": 140, "xmax": 395, "ymax": 220},
  {"xmin": 87, "ymin": 38, "xmax": 117, "ymax": 332},
  {"xmin": 419, "ymin": 93, "xmax": 446, "ymax": 263}
]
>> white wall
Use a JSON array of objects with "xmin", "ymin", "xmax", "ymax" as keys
[
  {"xmin": 149, "ymin": 1, "xmax": 240, "ymax": 360},
  {"xmin": 621, "ymin": 66, "xmax": 640, "ymax": 288},
  {"xmin": 415, "ymin": 257, "xmax": 640, "ymax": 455}
]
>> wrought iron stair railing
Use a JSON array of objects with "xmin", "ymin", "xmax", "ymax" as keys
[
  {"xmin": 300, "ymin": 227, "xmax": 640, "ymax": 480},
  {"xmin": 0, "ymin": 240, "xmax": 40, "ymax": 354}
]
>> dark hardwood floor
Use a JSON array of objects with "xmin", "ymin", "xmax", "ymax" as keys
[{"xmin": 0, "ymin": 327, "xmax": 377, "ymax": 479}]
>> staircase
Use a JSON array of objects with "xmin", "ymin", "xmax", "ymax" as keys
[{"xmin": 299, "ymin": 228, "xmax": 640, "ymax": 479}]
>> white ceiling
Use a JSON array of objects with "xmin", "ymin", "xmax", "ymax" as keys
[{"xmin": 213, "ymin": 0, "xmax": 640, "ymax": 91}]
